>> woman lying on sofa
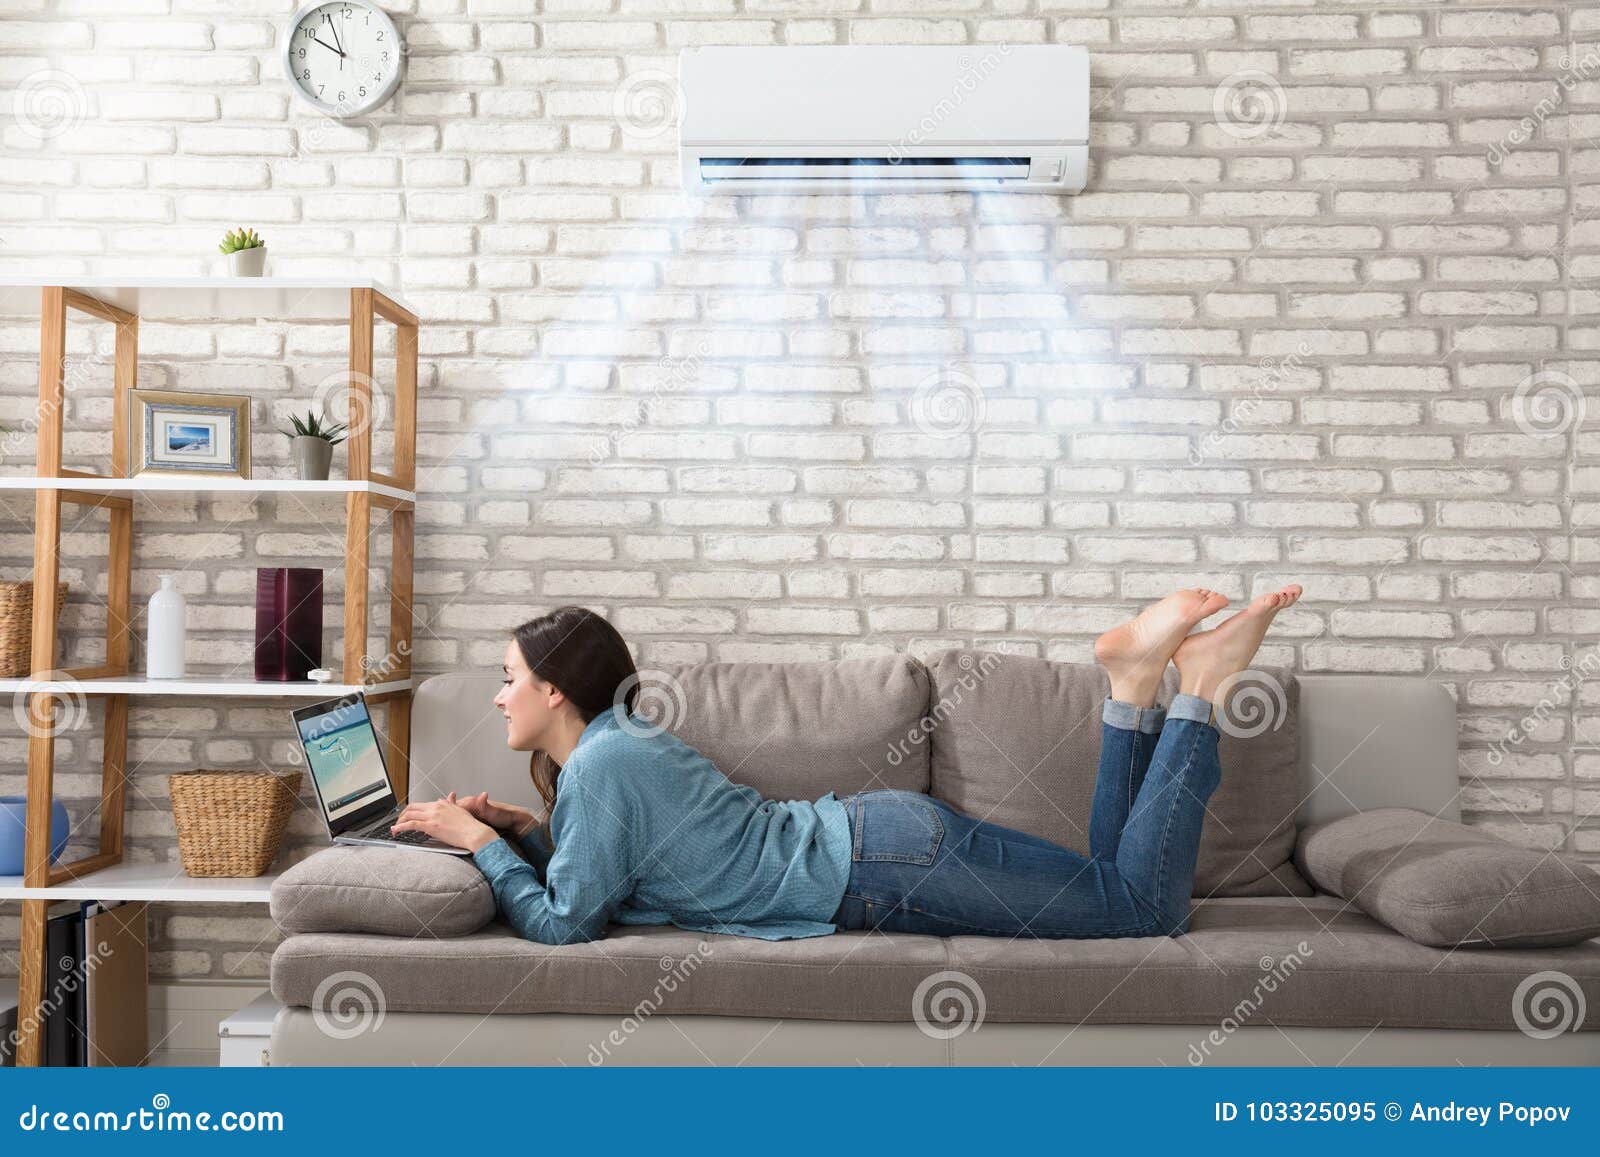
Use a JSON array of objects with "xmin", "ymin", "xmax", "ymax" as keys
[{"xmin": 391, "ymin": 585, "xmax": 1302, "ymax": 945}]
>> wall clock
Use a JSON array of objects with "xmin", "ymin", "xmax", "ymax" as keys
[{"xmin": 283, "ymin": 1, "xmax": 403, "ymax": 117}]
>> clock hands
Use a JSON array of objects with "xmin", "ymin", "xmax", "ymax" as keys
[
  {"xmin": 326, "ymin": 13, "xmax": 346, "ymax": 71},
  {"xmin": 293, "ymin": 6, "xmax": 393, "ymax": 107}
]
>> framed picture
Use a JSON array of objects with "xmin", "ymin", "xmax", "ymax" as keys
[{"xmin": 129, "ymin": 389, "xmax": 251, "ymax": 480}]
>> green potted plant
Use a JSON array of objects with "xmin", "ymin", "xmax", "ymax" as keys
[
  {"xmin": 219, "ymin": 226, "xmax": 266, "ymax": 277},
  {"xmin": 281, "ymin": 409, "xmax": 346, "ymax": 481}
]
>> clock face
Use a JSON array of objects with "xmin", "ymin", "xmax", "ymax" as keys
[{"xmin": 284, "ymin": 2, "xmax": 401, "ymax": 116}]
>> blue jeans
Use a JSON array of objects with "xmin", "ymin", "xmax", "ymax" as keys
[{"xmin": 829, "ymin": 692, "xmax": 1221, "ymax": 939}]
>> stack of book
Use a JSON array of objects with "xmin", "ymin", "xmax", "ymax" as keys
[
  {"xmin": 21, "ymin": 900, "xmax": 149, "ymax": 1066},
  {"xmin": 0, "ymin": 977, "xmax": 15, "ymax": 1067}
]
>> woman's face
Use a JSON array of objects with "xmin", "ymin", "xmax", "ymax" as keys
[{"xmin": 495, "ymin": 640, "xmax": 565, "ymax": 752}]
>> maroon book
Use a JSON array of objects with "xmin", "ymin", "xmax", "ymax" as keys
[{"xmin": 255, "ymin": 567, "xmax": 323, "ymax": 681}]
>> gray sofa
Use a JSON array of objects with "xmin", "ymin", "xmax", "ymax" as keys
[{"xmin": 269, "ymin": 653, "xmax": 1600, "ymax": 1065}]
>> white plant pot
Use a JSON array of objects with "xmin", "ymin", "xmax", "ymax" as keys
[
  {"xmin": 146, "ymin": 573, "xmax": 186, "ymax": 679},
  {"xmin": 227, "ymin": 247, "xmax": 266, "ymax": 277}
]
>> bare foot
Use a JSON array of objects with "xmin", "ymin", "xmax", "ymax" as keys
[
  {"xmin": 1172, "ymin": 584, "xmax": 1303, "ymax": 705},
  {"xmin": 1094, "ymin": 588, "xmax": 1230, "ymax": 707}
]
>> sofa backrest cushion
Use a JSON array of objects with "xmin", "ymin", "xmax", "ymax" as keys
[
  {"xmin": 410, "ymin": 672, "xmax": 536, "ymax": 806},
  {"xmin": 924, "ymin": 650, "xmax": 1310, "ymax": 898},
  {"xmin": 411, "ymin": 656, "xmax": 930, "ymax": 812},
  {"xmin": 638, "ymin": 654, "xmax": 932, "ymax": 800}
]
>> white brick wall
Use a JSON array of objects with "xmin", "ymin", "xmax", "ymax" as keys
[{"xmin": 0, "ymin": 0, "xmax": 1597, "ymax": 979}]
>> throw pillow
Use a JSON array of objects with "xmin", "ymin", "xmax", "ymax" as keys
[
  {"xmin": 270, "ymin": 845, "xmax": 496, "ymax": 938},
  {"xmin": 1295, "ymin": 807, "xmax": 1600, "ymax": 948}
]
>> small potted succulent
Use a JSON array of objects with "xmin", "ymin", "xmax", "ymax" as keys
[
  {"xmin": 281, "ymin": 409, "xmax": 346, "ymax": 481},
  {"xmin": 220, "ymin": 226, "xmax": 266, "ymax": 277}
]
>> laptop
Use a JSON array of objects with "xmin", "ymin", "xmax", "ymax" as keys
[{"xmin": 290, "ymin": 693, "xmax": 471, "ymax": 855}]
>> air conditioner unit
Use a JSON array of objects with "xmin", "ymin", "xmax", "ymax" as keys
[{"xmin": 679, "ymin": 45, "xmax": 1089, "ymax": 194}]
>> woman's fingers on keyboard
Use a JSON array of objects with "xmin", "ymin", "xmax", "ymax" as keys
[{"xmin": 394, "ymin": 800, "xmax": 434, "ymax": 827}]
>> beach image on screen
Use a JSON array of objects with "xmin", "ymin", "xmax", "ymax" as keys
[{"xmin": 298, "ymin": 703, "xmax": 390, "ymax": 821}]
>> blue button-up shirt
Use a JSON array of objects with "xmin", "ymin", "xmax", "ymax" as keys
[{"xmin": 470, "ymin": 708, "xmax": 853, "ymax": 944}]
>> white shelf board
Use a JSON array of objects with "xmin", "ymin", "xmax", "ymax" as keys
[
  {"xmin": 0, "ymin": 675, "xmax": 413, "ymax": 698},
  {"xmin": 0, "ymin": 475, "xmax": 414, "ymax": 504},
  {"xmin": 0, "ymin": 276, "xmax": 415, "ymax": 322},
  {"xmin": 0, "ymin": 860, "xmax": 279, "ymax": 902}
]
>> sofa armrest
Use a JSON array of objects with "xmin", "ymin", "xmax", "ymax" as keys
[{"xmin": 1295, "ymin": 675, "xmax": 1458, "ymax": 828}]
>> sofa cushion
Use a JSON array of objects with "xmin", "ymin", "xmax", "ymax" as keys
[
  {"xmin": 924, "ymin": 651, "xmax": 1309, "ymax": 898},
  {"xmin": 634, "ymin": 654, "xmax": 932, "ymax": 799},
  {"xmin": 1294, "ymin": 807, "xmax": 1600, "ymax": 948},
  {"xmin": 269, "ymin": 895, "xmax": 1600, "ymax": 1031},
  {"xmin": 270, "ymin": 846, "xmax": 496, "ymax": 938}
]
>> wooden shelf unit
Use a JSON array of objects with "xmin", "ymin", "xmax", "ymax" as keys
[
  {"xmin": 0, "ymin": 476, "xmax": 418, "ymax": 503},
  {"xmin": 0, "ymin": 674, "xmax": 414, "ymax": 698},
  {"xmin": 0, "ymin": 861, "xmax": 282, "ymax": 904},
  {"xmin": 3, "ymin": 279, "xmax": 419, "ymax": 1068}
]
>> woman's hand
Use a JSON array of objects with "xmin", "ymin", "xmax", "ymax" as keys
[
  {"xmin": 447, "ymin": 790, "xmax": 536, "ymax": 836},
  {"xmin": 391, "ymin": 797, "xmax": 499, "ymax": 853}
]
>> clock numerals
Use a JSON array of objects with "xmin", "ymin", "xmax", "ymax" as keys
[{"xmin": 285, "ymin": 2, "xmax": 400, "ymax": 115}]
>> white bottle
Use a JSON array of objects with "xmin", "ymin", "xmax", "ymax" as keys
[{"xmin": 146, "ymin": 573, "xmax": 186, "ymax": 679}]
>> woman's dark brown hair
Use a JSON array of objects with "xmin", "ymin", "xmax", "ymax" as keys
[{"xmin": 511, "ymin": 605, "xmax": 639, "ymax": 819}]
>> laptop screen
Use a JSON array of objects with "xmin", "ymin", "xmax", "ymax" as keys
[{"xmin": 291, "ymin": 694, "xmax": 395, "ymax": 831}]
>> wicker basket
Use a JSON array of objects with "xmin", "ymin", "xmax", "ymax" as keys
[
  {"xmin": 0, "ymin": 580, "xmax": 68, "ymax": 678},
  {"xmin": 169, "ymin": 769, "xmax": 302, "ymax": 878}
]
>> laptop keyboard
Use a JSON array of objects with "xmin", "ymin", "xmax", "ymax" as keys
[{"xmin": 384, "ymin": 825, "xmax": 435, "ymax": 844}]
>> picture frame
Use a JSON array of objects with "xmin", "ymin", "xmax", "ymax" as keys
[{"xmin": 128, "ymin": 389, "xmax": 252, "ymax": 480}]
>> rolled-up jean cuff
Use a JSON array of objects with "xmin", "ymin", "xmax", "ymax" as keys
[
  {"xmin": 1166, "ymin": 691, "xmax": 1217, "ymax": 727},
  {"xmin": 1101, "ymin": 696, "xmax": 1166, "ymax": 734}
]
